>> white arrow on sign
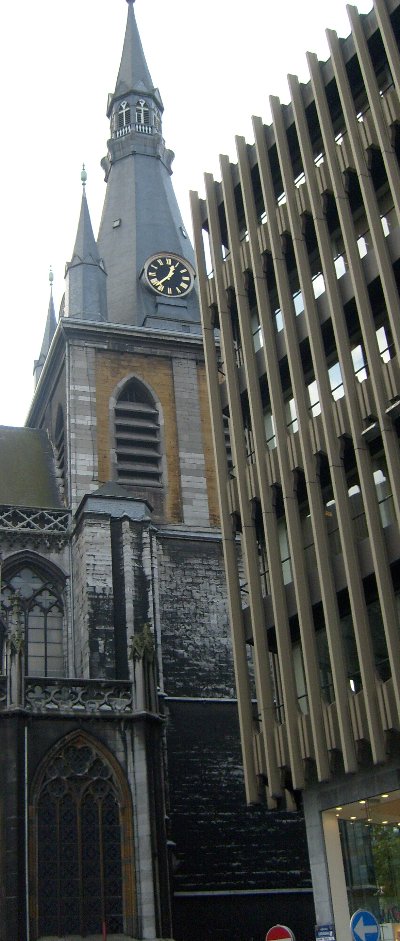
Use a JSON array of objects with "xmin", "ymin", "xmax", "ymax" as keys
[{"xmin": 353, "ymin": 916, "xmax": 379, "ymax": 941}]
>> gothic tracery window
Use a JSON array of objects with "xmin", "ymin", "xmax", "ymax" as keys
[
  {"xmin": 0, "ymin": 562, "xmax": 64, "ymax": 677},
  {"xmin": 31, "ymin": 734, "xmax": 135, "ymax": 939},
  {"xmin": 114, "ymin": 378, "xmax": 162, "ymax": 486}
]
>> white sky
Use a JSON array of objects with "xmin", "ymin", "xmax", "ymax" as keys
[{"xmin": 0, "ymin": 0, "xmax": 373, "ymax": 427}]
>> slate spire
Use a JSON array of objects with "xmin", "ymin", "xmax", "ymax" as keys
[
  {"xmin": 64, "ymin": 167, "xmax": 107, "ymax": 322},
  {"xmin": 113, "ymin": 0, "xmax": 160, "ymax": 106},
  {"xmin": 97, "ymin": 4, "xmax": 200, "ymax": 331},
  {"xmin": 33, "ymin": 269, "xmax": 57, "ymax": 386}
]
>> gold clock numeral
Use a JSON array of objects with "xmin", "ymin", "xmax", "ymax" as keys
[{"xmin": 167, "ymin": 288, "xmax": 172, "ymax": 295}]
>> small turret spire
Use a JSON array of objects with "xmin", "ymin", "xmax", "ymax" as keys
[
  {"xmin": 33, "ymin": 270, "xmax": 57, "ymax": 384},
  {"xmin": 64, "ymin": 171, "xmax": 108, "ymax": 322}
]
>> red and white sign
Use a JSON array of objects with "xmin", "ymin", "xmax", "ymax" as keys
[{"xmin": 266, "ymin": 925, "xmax": 296, "ymax": 941}]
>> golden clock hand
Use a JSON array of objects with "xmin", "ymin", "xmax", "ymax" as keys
[{"xmin": 158, "ymin": 264, "xmax": 177, "ymax": 285}]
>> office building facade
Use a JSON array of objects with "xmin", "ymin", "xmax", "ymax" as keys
[{"xmin": 191, "ymin": 0, "xmax": 400, "ymax": 936}]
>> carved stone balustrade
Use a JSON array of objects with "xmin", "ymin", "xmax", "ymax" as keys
[
  {"xmin": 0, "ymin": 504, "xmax": 70, "ymax": 547},
  {"xmin": 24, "ymin": 677, "xmax": 135, "ymax": 715}
]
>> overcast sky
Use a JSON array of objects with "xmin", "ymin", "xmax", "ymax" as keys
[{"xmin": 0, "ymin": 0, "xmax": 373, "ymax": 427}]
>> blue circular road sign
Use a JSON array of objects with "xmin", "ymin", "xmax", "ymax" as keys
[{"xmin": 350, "ymin": 909, "xmax": 380, "ymax": 941}]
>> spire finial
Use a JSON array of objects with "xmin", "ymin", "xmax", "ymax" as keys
[
  {"xmin": 49, "ymin": 266, "xmax": 54, "ymax": 294},
  {"xmin": 81, "ymin": 163, "xmax": 87, "ymax": 189}
]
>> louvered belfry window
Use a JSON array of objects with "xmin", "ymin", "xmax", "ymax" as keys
[
  {"xmin": 115, "ymin": 379, "xmax": 162, "ymax": 486},
  {"xmin": 117, "ymin": 100, "xmax": 131, "ymax": 129}
]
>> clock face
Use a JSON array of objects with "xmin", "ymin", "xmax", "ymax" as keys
[{"xmin": 144, "ymin": 254, "xmax": 194, "ymax": 298}]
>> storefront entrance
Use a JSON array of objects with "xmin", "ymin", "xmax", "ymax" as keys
[{"xmin": 323, "ymin": 789, "xmax": 400, "ymax": 941}]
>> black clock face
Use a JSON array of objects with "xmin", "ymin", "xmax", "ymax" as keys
[{"xmin": 145, "ymin": 255, "xmax": 194, "ymax": 297}]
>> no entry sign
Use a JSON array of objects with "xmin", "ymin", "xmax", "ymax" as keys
[{"xmin": 266, "ymin": 925, "xmax": 296, "ymax": 941}]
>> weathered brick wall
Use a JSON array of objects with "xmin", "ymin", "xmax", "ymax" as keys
[
  {"xmin": 157, "ymin": 534, "xmax": 234, "ymax": 697},
  {"xmin": 166, "ymin": 701, "xmax": 311, "ymax": 894},
  {"xmin": 166, "ymin": 701, "xmax": 313, "ymax": 941},
  {"xmin": 173, "ymin": 892, "xmax": 315, "ymax": 941}
]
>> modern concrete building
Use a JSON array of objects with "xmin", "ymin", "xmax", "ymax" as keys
[
  {"xmin": 191, "ymin": 0, "xmax": 400, "ymax": 937},
  {"xmin": 0, "ymin": 3, "xmax": 312, "ymax": 940}
]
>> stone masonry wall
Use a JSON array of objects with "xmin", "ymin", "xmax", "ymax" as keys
[
  {"xmin": 72, "ymin": 515, "xmax": 115, "ymax": 678},
  {"xmin": 69, "ymin": 345, "xmax": 99, "ymax": 510},
  {"xmin": 172, "ymin": 358, "xmax": 210, "ymax": 527},
  {"xmin": 157, "ymin": 534, "xmax": 234, "ymax": 697}
]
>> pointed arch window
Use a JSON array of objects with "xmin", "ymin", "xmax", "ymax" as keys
[
  {"xmin": 135, "ymin": 98, "xmax": 150, "ymax": 126},
  {"xmin": 31, "ymin": 733, "xmax": 135, "ymax": 939},
  {"xmin": 115, "ymin": 379, "xmax": 162, "ymax": 486},
  {"xmin": 0, "ymin": 562, "xmax": 64, "ymax": 677}
]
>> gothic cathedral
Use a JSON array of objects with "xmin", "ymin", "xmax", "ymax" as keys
[{"xmin": 0, "ymin": 3, "xmax": 311, "ymax": 939}]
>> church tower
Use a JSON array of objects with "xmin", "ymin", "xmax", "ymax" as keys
[
  {"xmin": 0, "ymin": 4, "xmax": 311, "ymax": 940},
  {"xmin": 96, "ymin": 0, "xmax": 199, "ymax": 331}
]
